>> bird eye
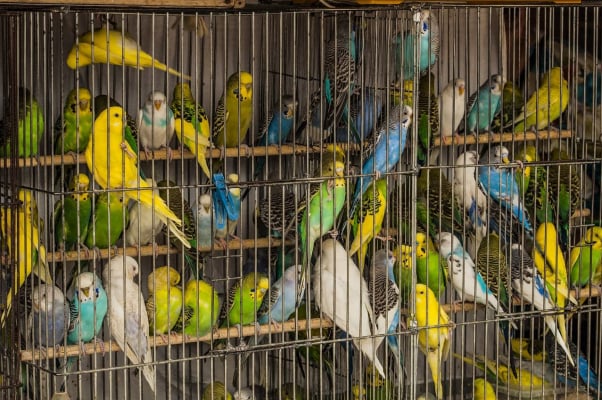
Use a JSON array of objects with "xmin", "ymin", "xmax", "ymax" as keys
[
  {"xmin": 95, "ymin": 288, "xmax": 100, "ymax": 297},
  {"xmin": 250, "ymin": 288, "xmax": 256, "ymax": 293},
  {"xmin": 114, "ymin": 112, "xmax": 119, "ymax": 118},
  {"xmin": 422, "ymin": 22, "xmax": 428, "ymax": 32},
  {"xmin": 233, "ymin": 88, "xmax": 240, "ymax": 95}
]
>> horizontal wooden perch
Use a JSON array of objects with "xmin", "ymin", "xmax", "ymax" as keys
[{"xmin": 433, "ymin": 130, "xmax": 573, "ymax": 147}]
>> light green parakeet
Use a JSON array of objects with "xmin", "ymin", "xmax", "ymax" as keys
[
  {"xmin": 417, "ymin": 73, "xmax": 438, "ymax": 166},
  {"xmin": 201, "ymin": 381, "xmax": 232, "ymax": 400},
  {"xmin": 349, "ymin": 178, "xmax": 387, "ymax": 273},
  {"xmin": 570, "ymin": 226, "xmax": 602, "ymax": 288},
  {"xmin": 511, "ymin": 67, "xmax": 569, "ymax": 132},
  {"xmin": 415, "ymin": 232, "xmax": 446, "ymax": 299},
  {"xmin": 54, "ymin": 87, "xmax": 93, "ymax": 154},
  {"xmin": 515, "ymin": 145, "xmax": 553, "ymax": 225},
  {"xmin": 146, "ymin": 266, "xmax": 183, "ymax": 335},
  {"xmin": 272, "ymin": 383, "xmax": 307, "ymax": 400},
  {"xmin": 178, "ymin": 279, "xmax": 220, "ymax": 337},
  {"xmin": 212, "ymin": 71, "xmax": 253, "ymax": 148},
  {"xmin": 171, "ymin": 83, "xmax": 212, "ymax": 179},
  {"xmin": 0, "ymin": 87, "xmax": 44, "ymax": 157},
  {"xmin": 85, "ymin": 191, "xmax": 128, "ymax": 249},
  {"xmin": 394, "ymin": 244, "xmax": 413, "ymax": 307},
  {"xmin": 219, "ymin": 272, "xmax": 269, "ymax": 328},
  {"xmin": 53, "ymin": 173, "xmax": 93, "ymax": 251}
]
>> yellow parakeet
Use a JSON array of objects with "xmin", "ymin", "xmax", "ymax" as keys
[
  {"xmin": 85, "ymin": 106, "xmax": 190, "ymax": 248},
  {"xmin": 413, "ymin": 284, "xmax": 452, "ymax": 400},
  {"xmin": 212, "ymin": 72, "xmax": 254, "ymax": 149},
  {"xmin": 473, "ymin": 378, "xmax": 496, "ymax": 400},
  {"xmin": 66, "ymin": 24, "xmax": 190, "ymax": 80},
  {"xmin": 511, "ymin": 67, "xmax": 569, "ymax": 132},
  {"xmin": 0, "ymin": 190, "xmax": 52, "ymax": 326},
  {"xmin": 146, "ymin": 266, "xmax": 183, "ymax": 335}
]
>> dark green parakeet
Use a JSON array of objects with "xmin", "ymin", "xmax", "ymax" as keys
[
  {"xmin": 0, "ymin": 87, "xmax": 44, "ymax": 157},
  {"xmin": 491, "ymin": 81, "xmax": 523, "ymax": 133},
  {"xmin": 85, "ymin": 191, "xmax": 128, "ymax": 249},
  {"xmin": 417, "ymin": 73, "xmax": 439, "ymax": 165},
  {"xmin": 54, "ymin": 87, "xmax": 93, "ymax": 154},
  {"xmin": 53, "ymin": 173, "xmax": 92, "ymax": 250}
]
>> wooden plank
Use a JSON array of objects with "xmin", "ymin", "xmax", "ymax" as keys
[{"xmin": 0, "ymin": 0, "xmax": 244, "ymax": 7}]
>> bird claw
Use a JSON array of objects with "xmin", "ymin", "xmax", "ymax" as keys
[
  {"xmin": 240, "ymin": 144, "xmax": 252, "ymax": 158},
  {"xmin": 215, "ymin": 238, "xmax": 228, "ymax": 250},
  {"xmin": 143, "ymin": 147, "xmax": 152, "ymax": 160},
  {"xmin": 94, "ymin": 337, "xmax": 106, "ymax": 356},
  {"xmin": 375, "ymin": 235, "xmax": 393, "ymax": 242},
  {"xmin": 164, "ymin": 146, "xmax": 173, "ymax": 162},
  {"xmin": 121, "ymin": 142, "xmax": 136, "ymax": 158}
]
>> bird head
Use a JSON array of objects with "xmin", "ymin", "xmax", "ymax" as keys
[
  {"xmin": 172, "ymin": 82, "xmax": 193, "ymax": 102},
  {"xmin": 585, "ymin": 226, "xmax": 602, "ymax": 248},
  {"xmin": 148, "ymin": 266, "xmax": 181, "ymax": 293},
  {"xmin": 198, "ymin": 193, "xmax": 212, "ymax": 213},
  {"xmin": 494, "ymin": 145, "xmax": 510, "ymax": 165},
  {"xmin": 252, "ymin": 276, "xmax": 270, "ymax": 300},
  {"xmin": 104, "ymin": 255, "xmax": 139, "ymax": 282},
  {"xmin": 71, "ymin": 88, "xmax": 92, "ymax": 113},
  {"xmin": 280, "ymin": 95, "xmax": 298, "ymax": 119},
  {"xmin": 76, "ymin": 272, "xmax": 100, "ymax": 302},
  {"xmin": 228, "ymin": 72, "xmax": 253, "ymax": 102},
  {"xmin": 147, "ymin": 91, "xmax": 167, "ymax": 111},
  {"xmin": 456, "ymin": 150, "xmax": 478, "ymax": 167},
  {"xmin": 434, "ymin": 231, "xmax": 455, "ymax": 258},
  {"xmin": 455, "ymin": 78, "xmax": 465, "ymax": 97},
  {"xmin": 31, "ymin": 284, "xmax": 63, "ymax": 313},
  {"xmin": 401, "ymin": 105, "xmax": 413, "ymax": 128}
]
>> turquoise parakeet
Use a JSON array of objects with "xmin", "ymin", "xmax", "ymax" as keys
[
  {"xmin": 171, "ymin": 83, "xmax": 212, "ymax": 179},
  {"xmin": 178, "ymin": 279, "xmax": 220, "ymax": 337},
  {"xmin": 394, "ymin": 10, "xmax": 440, "ymax": 80},
  {"xmin": 415, "ymin": 232, "xmax": 447, "ymax": 299},
  {"xmin": 463, "ymin": 74, "xmax": 504, "ymax": 135},
  {"xmin": 67, "ymin": 272, "xmax": 108, "ymax": 346},
  {"xmin": 53, "ymin": 173, "xmax": 93, "ymax": 251},
  {"xmin": 0, "ymin": 87, "xmax": 44, "ymax": 157},
  {"xmin": 511, "ymin": 67, "xmax": 569, "ymax": 132},
  {"xmin": 212, "ymin": 72, "xmax": 254, "ymax": 149},
  {"xmin": 146, "ymin": 266, "xmax": 183, "ymax": 335},
  {"xmin": 54, "ymin": 87, "xmax": 93, "ymax": 155},
  {"xmin": 416, "ymin": 73, "xmax": 439, "ymax": 165},
  {"xmin": 570, "ymin": 226, "xmax": 602, "ymax": 288},
  {"xmin": 85, "ymin": 191, "xmax": 128, "ymax": 249}
]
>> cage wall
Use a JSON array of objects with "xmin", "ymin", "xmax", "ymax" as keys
[{"xmin": 0, "ymin": 4, "xmax": 601, "ymax": 400}]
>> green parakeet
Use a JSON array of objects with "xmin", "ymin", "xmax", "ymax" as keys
[
  {"xmin": 53, "ymin": 173, "xmax": 93, "ymax": 251},
  {"xmin": 85, "ymin": 191, "xmax": 128, "ymax": 249},
  {"xmin": 515, "ymin": 145, "xmax": 553, "ymax": 225},
  {"xmin": 393, "ymin": 244, "xmax": 413, "ymax": 307},
  {"xmin": 201, "ymin": 381, "xmax": 232, "ymax": 400},
  {"xmin": 491, "ymin": 81, "xmax": 523, "ymax": 133},
  {"xmin": 54, "ymin": 87, "xmax": 93, "ymax": 155},
  {"xmin": 212, "ymin": 71, "xmax": 253, "ymax": 149},
  {"xmin": 415, "ymin": 232, "xmax": 447, "ymax": 299},
  {"xmin": 219, "ymin": 272, "xmax": 269, "ymax": 328},
  {"xmin": 570, "ymin": 226, "xmax": 602, "ymax": 288},
  {"xmin": 146, "ymin": 266, "xmax": 183, "ymax": 335},
  {"xmin": 0, "ymin": 87, "xmax": 44, "ymax": 157},
  {"xmin": 178, "ymin": 279, "xmax": 220, "ymax": 337},
  {"xmin": 417, "ymin": 73, "xmax": 439, "ymax": 165}
]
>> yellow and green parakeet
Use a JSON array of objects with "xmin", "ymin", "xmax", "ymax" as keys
[
  {"xmin": 415, "ymin": 232, "xmax": 447, "ymax": 299},
  {"xmin": 219, "ymin": 272, "xmax": 269, "ymax": 328},
  {"xmin": 0, "ymin": 189, "xmax": 52, "ymax": 326},
  {"xmin": 53, "ymin": 173, "xmax": 93, "ymax": 251},
  {"xmin": 570, "ymin": 226, "xmax": 602, "ymax": 289},
  {"xmin": 413, "ymin": 284, "xmax": 452, "ymax": 400},
  {"xmin": 178, "ymin": 279, "xmax": 220, "ymax": 337},
  {"xmin": 0, "ymin": 87, "xmax": 44, "ymax": 158},
  {"xmin": 201, "ymin": 381, "xmax": 232, "ymax": 400},
  {"xmin": 212, "ymin": 71, "xmax": 253, "ymax": 149},
  {"xmin": 54, "ymin": 87, "xmax": 93, "ymax": 155},
  {"xmin": 511, "ymin": 67, "xmax": 569, "ymax": 132},
  {"xmin": 473, "ymin": 378, "xmax": 496, "ymax": 400},
  {"xmin": 146, "ymin": 266, "xmax": 183, "ymax": 335},
  {"xmin": 515, "ymin": 145, "xmax": 553, "ymax": 225}
]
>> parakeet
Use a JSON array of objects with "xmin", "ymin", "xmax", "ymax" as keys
[
  {"xmin": 29, "ymin": 284, "xmax": 70, "ymax": 348},
  {"xmin": 413, "ymin": 284, "xmax": 452, "ymax": 400},
  {"xmin": 85, "ymin": 191, "xmax": 128, "ymax": 249},
  {"xmin": 510, "ymin": 338, "xmax": 546, "ymax": 362},
  {"xmin": 510, "ymin": 243, "xmax": 574, "ymax": 366},
  {"xmin": 435, "ymin": 232, "xmax": 502, "ymax": 312},
  {"xmin": 549, "ymin": 148, "xmax": 582, "ymax": 249},
  {"xmin": 312, "ymin": 239, "xmax": 385, "ymax": 378},
  {"xmin": 212, "ymin": 72, "xmax": 254, "ymax": 149},
  {"xmin": 257, "ymin": 187, "xmax": 299, "ymax": 239},
  {"xmin": 54, "ymin": 87, "xmax": 93, "ymax": 155},
  {"xmin": 66, "ymin": 24, "xmax": 189, "ymax": 79},
  {"xmin": 252, "ymin": 95, "xmax": 297, "ymax": 180},
  {"xmin": 232, "ymin": 386, "xmax": 267, "ymax": 400},
  {"xmin": 570, "ymin": 226, "xmax": 602, "ymax": 288},
  {"xmin": 171, "ymin": 83, "xmax": 212, "ymax": 179},
  {"xmin": 438, "ymin": 78, "xmax": 465, "ymax": 138},
  {"xmin": 219, "ymin": 272, "xmax": 269, "ymax": 332},
  {"xmin": 395, "ymin": 10, "xmax": 440, "ymax": 80},
  {"xmin": 214, "ymin": 173, "xmax": 242, "ymax": 248},
  {"xmin": 85, "ymin": 106, "xmax": 190, "ymax": 248},
  {"xmin": 473, "ymin": 378, "xmax": 496, "ymax": 400},
  {"xmin": 491, "ymin": 81, "xmax": 524, "ymax": 133},
  {"xmin": 67, "ymin": 272, "xmax": 107, "ymax": 346},
  {"xmin": 178, "ymin": 279, "xmax": 220, "ymax": 337},
  {"xmin": 93, "ymin": 95, "xmax": 139, "ymax": 151},
  {"xmin": 257, "ymin": 264, "xmax": 302, "ymax": 327},
  {"xmin": 0, "ymin": 87, "xmax": 44, "ymax": 157},
  {"xmin": 511, "ymin": 67, "xmax": 569, "ymax": 132},
  {"xmin": 124, "ymin": 178, "xmax": 165, "ymax": 248},
  {"xmin": 1, "ymin": 189, "xmax": 52, "ymax": 326},
  {"xmin": 416, "ymin": 73, "xmax": 439, "ymax": 165},
  {"xmin": 350, "ymin": 104, "xmax": 412, "ymax": 216},
  {"xmin": 196, "ymin": 194, "xmax": 214, "ymax": 248},
  {"xmin": 515, "ymin": 145, "xmax": 553, "ymax": 225},
  {"xmin": 102, "ymin": 255, "xmax": 155, "ymax": 393},
  {"xmin": 393, "ymin": 244, "xmax": 413, "ymax": 307},
  {"xmin": 414, "ymin": 232, "xmax": 447, "ymax": 299},
  {"xmin": 349, "ymin": 178, "xmax": 387, "ymax": 272},
  {"xmin": 201, "ymin": 381, "xmax": 232, "ymax": 400},
  {"xmin": 464, "ymin": 74, "xmax": 504, "ymax": 134},
  {"xmin": 137, "ymin": 91, "xmax": 175, "ymax": 159},
  {"xmin": 53, "ymin": 173, "xmax": 93, "ymax": 251},
  {"xmin": 146, "ymin": 266, "xmax": 183, "ymax": 335},
  {"xmin": 334, "ymin": 88, "xmax": 383, "ymax": 143}
]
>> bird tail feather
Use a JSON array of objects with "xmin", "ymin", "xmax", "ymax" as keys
[
  {"xmin": 150, "ymin": 59, "xmax": 191, "ymax": 80},
  {"xmin": 141, "ymin": 349, "xmax": 156, "ymax": 393},
  {"xmin": 426, "ymin": 351, "xmax": 443, "ymax": 400},
  {"xmin": 544, "ymin": 315, "xmax": 575, "ymax": 367}
]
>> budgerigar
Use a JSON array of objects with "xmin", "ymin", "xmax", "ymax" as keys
[
  {"xmin": 66, "ymin": 24, "xmax": 189, "ymax": 79},
  {"xmin": 473, "ymin": 378, "xmax": 496, "ymax": 400},
  {"xmin": 515, "ymin": 145, "xmax": 553, "ymax": 225},
  {"xmin": 350, "ymin": 105, "xmax": 412, "ymax": 217},
  {"xmin": 202, "ymin": 381, "xmax": 233, "ymax": 400},
  {"xmin": 258, "ymin": 264, "xmax": 302, "ymax": 327},
  {"xmin": 29, "ymin": 284, "xmax": 70, "ymax": 347},
  {"xmin": 214, "ymin": 173, "xmax": 242, "ymax": 248},
  {"xmin": 178, "ymin": 279, "xmax": 220, "ymax": 337},
  {"xmin": 438, "ymin": 78, "xmax": 465, "ymax": 138},
  {"xmin": 85, "ymin": 191, "xmax": 128, "ymax": 249},
  {"xmin": 146, "ymin": 266, "xmax": 183, "ymax": 335},
  {"xmin": 124, "ymin": 178, "xmax": 165, "ymax": 248},
  {"xmin": 53, "ymin": 173, "xmax": 93, "ymax": 251},
  {"xmin": 85, "ymin": 106, "xmax": 190, "ymax": 248},
  {"xmin": 67, "ymin": 272, "xmax": 107, "ymax": 346},
  {"xmin": 491, "ymin": 81, "xmax": 524, "ymax": 133},
  {"xmin": 137, "ymin": 91, "xmax": 175, "ymax": 159},
  {"xmin": 196, "ymin": 194, "xmax": 214, "ymax": 248},
  {"xmin": 257, "ymin": 188, "xmax": 299, "ymax": 239},
  {"xmin": 394, "ymin": 10, "xmax": 440, "ymax": 80},
  {"xmin": 212, "ymin": 72, "xmax": 254, "ymax": 149},
  {"xmin": 415, "ymin": 232, "xmax": 447, "ymax": 299},
  {"xmin": 393, "ymin": 244, "xmax": 413, "ymax": 307},
  {"xmin": 510, "ymin": 67, "xmax": 569, "ymax": 132},
  {"xmin": 334, "ymin": 88, "xmax": 383, "ymax": 143},
  {"xmin": 232, "ymin": 385, "xmax": 267, "ymax": 400},
  {"xmin": 349, "ymin": 178, "xmax": 387, "ymax": 272},
  {"xmin": 312, "ymin": 239, "xmax": 386, "ymax": 378},
  {"xmin": 435, "ymin": 232, "xmax": 502, "ymax": 312},
  {"xmin": 416, "ymin": 73, "xmax": 439, "ymax": 165},
  {"xmin": 0, "ymin": 87, "xmax": 44, "ymax": 157},
  {"xmin": 570, "ymin": 226, "xmax": 602, "ymax": 288},
  {"xmin": 102, "ymin": 255, "xmax": 155, "ymax": 393},
  {"xmin": 509, "ymin": 243, "xmax": 574, "ymax": 366},
  {"xmin": 54, "ymin": 87, "xmax": 93, "ymax": 155},
  {"xmin": 463, "ymin": 74, "xmax": 504, "ymax": 135},
  {"xmin": 171, "ymin": 83, "xmax": 212, "ymax": 179},
  {"xmin": 0, "ymin": 189, "xmax": 52, "ymax": 326},
  {"xmin": 413, "ymin": 284, "xmax": 452, "ymax": 400}
]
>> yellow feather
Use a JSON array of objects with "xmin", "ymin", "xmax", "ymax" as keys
[{"xmin": 174, "ymin": 117, "xmax": 211, "ymax": 179}]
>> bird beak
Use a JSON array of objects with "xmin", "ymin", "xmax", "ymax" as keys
[
  {"xmin": 78, "ymin": 183, "xmax": 87, "ymax": 192},
  {"xmin": 154, "ymin": 100, "xmax": 162, "ymax": 111},
  {"xmin": 502, "ymin": 156, "xmax": 510, "ymax": 164},
  {"xmin": 79, "ymin": 99, "xmax": 89, "ymax": 111},
  {"xmin": 82, "ymin": 287, "xmax": 90, "ymax": 298},
  {"xmin": 458, "ymin": 86, "xmax": 464, "ymax": 96}
]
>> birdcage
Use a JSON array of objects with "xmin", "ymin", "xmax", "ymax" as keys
[{"xmin": 0, "ymin": 2, "xmax": 601, "ymax": 400}]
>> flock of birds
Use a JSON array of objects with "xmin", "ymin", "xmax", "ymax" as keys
[{"xmin": 2, "ymin": 9, "xmax": 602, "ymax": 400}]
